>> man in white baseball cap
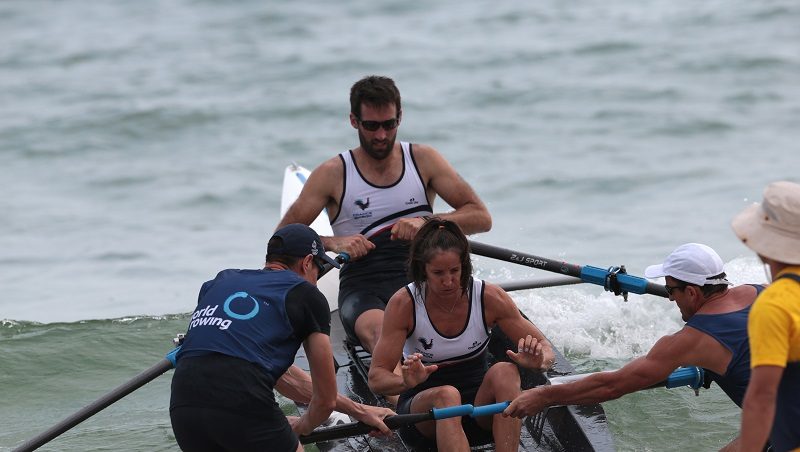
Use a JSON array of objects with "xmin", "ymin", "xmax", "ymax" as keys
[
  {"xmin": 505, "ymin": 243, "xmax": 763, "ymax": 451},
  {"xmin": 643, "ymin": 243, "xmax": 737, "ymax": 318},
  {"xmin": 732, "ymin": 181, "xmax": 800, "ymax": 452}
]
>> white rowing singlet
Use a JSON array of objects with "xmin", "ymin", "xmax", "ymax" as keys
[
  {"xmin": 331, "ymin": 142, "xmax": 433, "ymax": 238},
  {"xmin": 403, "ymin": 278, "xmax": 491, "ymax": 365}
]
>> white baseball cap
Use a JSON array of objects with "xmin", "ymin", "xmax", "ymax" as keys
[{"xmin": 644, "ymin": 243, "xmax": 731, "ymax": 286}]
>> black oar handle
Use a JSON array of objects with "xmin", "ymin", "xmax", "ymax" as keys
[
  {"xmin": 469, "ymin": 241, "xmax": 668, "ymax": 298},
  {"xmin": 12, "ymin": 356, "xmax": 175, "ymax": 452},
  {"xmin": 318, "ymin": 253, "xmax": 350, "ymax": 277},
  {"xmin": 299, "ymin": 402, "xmax": 508, "ymax": 445},
  {"xmin": 299, "ymin": 411, "xmax": 432, "ymax": 444}
]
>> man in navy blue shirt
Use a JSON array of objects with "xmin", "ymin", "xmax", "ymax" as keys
[
  {"xmin": 504, "ymin": 243, "xmax": 762, "ymax": 451},
  {"xmin": 170, "ymin": 224, "xmax": 391, "ymax": 452}
]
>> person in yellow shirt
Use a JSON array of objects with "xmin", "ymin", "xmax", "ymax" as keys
[{"xmin": 732, "ymin": 180, "xmax": 800, "ymax": 452}]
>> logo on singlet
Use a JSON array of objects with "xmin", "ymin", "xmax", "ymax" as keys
[
  {"xmin": 405, "ymin": 197, "xmax": 419, "ymax": 205},
  {"xmin": 354, "ymin": 198, "xmax": 370, "ymax": 210},
  {"xmin": 418, "ymin": 337, "xmax": 434, "ymax": 350},
  {"xmin": 468, "ymin": 340, "xmax": 482, "ymax": 350}
]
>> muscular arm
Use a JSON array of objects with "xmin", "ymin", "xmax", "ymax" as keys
[
  {"xmin": 293, "ymin": 332, "xmax": 337, "ymax": 435},
  {"xmin": 277, "ymin": 158, "xmax": 375, "ymax": 258},
  {"xmin": 415, "ymin": 145, "xmax": 491, "ymax": 235},
  {"xmin": 368, "ymin": 290, "xmax": 416, "ymax": 395},
  {"xmin": 740, "ymin": 365, "xmax": 783, "ymax": 451},
  {"xmin": 484, "ymin": 283, "xmax": 555, "ymax": 370},
  {"xmin": 505, "ymin": 328, "xmax": 707, "ymax": 417},
  {"xmin": 278, "ymin": 158, "xmax": 339, "ymax": 230},
  {"xmin": 276, "ymin": 365, "xmax": 394, "ymax": 434}
]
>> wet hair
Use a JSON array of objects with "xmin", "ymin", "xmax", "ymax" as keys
[
  {"xmin": 265, "ymin": 236, "xmax": 302, "ymax": 267},
  {"xmin": 672, "ymin": 272, "xmax": 729, "ymax": 298},
  {"xmin": 407, "ymin": 217, "xmax": 472, "ymax": 296},
  {"xmin": 350, "ymin": 75, "xmax": 402, "ymax": 118}
]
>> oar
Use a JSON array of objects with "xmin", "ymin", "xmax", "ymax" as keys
[
  {"xmin": 299, "ymin": 366, "xmax": 703, "ymax": 445},
  {"xmin": 318, "ymin": 252, "xmax": 350, "ymax": 277},
  {"xmin": 469, "ymin": 241, "xmax": 668, "ymax": 299},
  {"xmin": 498, "ymin": 275, "xmax": 583, "ymax": 291},
  {"xmin": 549, "ymin": 366, "xmax": 704, "ymax": 391},
  {"xmin": 12, "ymin": 347, "xmax": 181, "ymax": 452},
  {"xmin": 299, "ymin": 401, "xmax": 510, "ymax": 444}
]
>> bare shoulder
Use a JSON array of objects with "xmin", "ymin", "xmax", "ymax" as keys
[
  {"xmin": 733, "ymin": 283, "xmax": 759, "ymax": 304},
  {"xmin": 482, "ymin": 281, "xmax": 519, "ymax": 320},
  {"xmin": 384, "ymin": 287, "xmax": 414, "ymax": 331},
  {"xmin": 386, "ymin": 286, "xmax": 414, "ymax": 313},
  {"xmin": 310, "ymin": 155, "xmax": 345, "ymax": 180},
  {"xmin": 410, "ymin": 143, "xmax": 448, "ymax": 166},
  {"xmin": 301, "ymin": 155, "xmax": 345, "ymax": 199},
  {"xmin": 648, "ymin": 326, "xmax": 716, "ymax": 368}
]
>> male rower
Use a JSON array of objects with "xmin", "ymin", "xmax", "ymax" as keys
[
  {"xmin": 277, "ymin": 75, "xmax": 491, "ymax": 378},
  {"xmin": 504, "ymin": 243, "xmax": 763, "ymax": 451},
  {"xmin": 169, "ymin": 224, "xmax": 392, "ymax": 452}
]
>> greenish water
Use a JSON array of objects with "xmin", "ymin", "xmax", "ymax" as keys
[{"xmin": 3, "ymin": 316, "xmax": 738, "ymax": 451}]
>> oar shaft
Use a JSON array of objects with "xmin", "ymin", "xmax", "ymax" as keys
[
  {"xmin": 498, "ymin": 276, "xmax": 584, "ymax": 291},
  {"xmin": 13, "ymin": 358, "xmax": 174, "ymax": 452},
  {"xmin": 470, "ymin": 241, "xmax": 582, "ymax": 277},
  {"xmin": 299, "ymin": 401, "xmax": 511, "ymax": 445},
  {"xmin": 299, "ymin": 411, "xmax": 433, "ymax": 444},
  {"xmin": 470, "ymin": 240, "xmax": 669, "ymax": 298}
]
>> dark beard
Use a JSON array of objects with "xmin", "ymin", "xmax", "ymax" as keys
[{"xmin": 358, "ymin": 129, "xmax": 396, "ymax": 161}]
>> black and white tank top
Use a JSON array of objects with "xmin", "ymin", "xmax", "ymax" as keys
[
  {"xmin": 403, "ymin": 278, "xmax": 491, "ymax": 365},
  {"xmin": 331, "ymin": 142, "xmax": 433, "ymax": 238}
]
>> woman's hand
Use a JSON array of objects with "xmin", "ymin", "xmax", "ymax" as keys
[
  {"xmin": 506, "ymin": 335, "xmax": 555, "ymax": 371},
  {"xmin": 401, "ymin": 353, "xmax": 439, "ymax": 388}
]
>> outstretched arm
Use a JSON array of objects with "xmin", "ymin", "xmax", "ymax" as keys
[
  {"xmin": 504, "ymin": 329, "xmax": 700, "ymax": 418},
  {"xmin": 276, "ymin": 365, "xmax": 394, "ymax": 435}
]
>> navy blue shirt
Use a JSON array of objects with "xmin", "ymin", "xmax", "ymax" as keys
[
  {"xmin": 685, "ymin": 284, "xmax": 764, "ymax": 407},
  {"xmin": 177, "ymin": 268, "xmax": 330, "ymax": 383}
]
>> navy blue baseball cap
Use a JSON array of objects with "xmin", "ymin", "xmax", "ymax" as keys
[{"xmin": 268, "ymin": 224, "xmax": 340, "ymax": 268}]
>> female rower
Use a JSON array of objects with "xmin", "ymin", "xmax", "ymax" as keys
[{"xmin": 367, "ymin": 218, "xmax": 555, "ymax": 452}]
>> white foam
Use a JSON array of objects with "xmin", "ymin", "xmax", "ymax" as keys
[{"xmin": 480, "ymin": 256, "xmax": 766, "ymax": 361}]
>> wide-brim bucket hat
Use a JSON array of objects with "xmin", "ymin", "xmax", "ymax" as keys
[{"xmin": 732, "ymin": 181, "xmax": 800, "ymax": 265}]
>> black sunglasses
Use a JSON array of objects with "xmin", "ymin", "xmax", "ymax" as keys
[
  {"xmin": 664, "ymin": 283, "xmax": 688, "ymax": 296},
  {"xmin": 357, "ymin": 117, "xmax": 399, "ymax": 132}
]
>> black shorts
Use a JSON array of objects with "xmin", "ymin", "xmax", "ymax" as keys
[
  {"xmin": 170, "ymin": 406, "xmax": 297, "ymax": 452},
  {"xmin": 170, "ymin": 354, "xmax": 296, "ymax": 451},
  {"xmin": 396, "ymin": 384, "xmax": 493, "ymax": 447},
  {"xmin": 338, "ymin": 273, "xmax": 409, "ymax": 345}
]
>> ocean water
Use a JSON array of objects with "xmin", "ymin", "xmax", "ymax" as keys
[{"xmin": 2, "ymin": 0, "xmax": 799, "ymax": 450}]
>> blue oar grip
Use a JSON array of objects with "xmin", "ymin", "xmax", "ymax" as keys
[
  {"xmin": 165, "ymin": 346, "xmax": 181, "ymax": 368},
  {"xmin": 336, "ymin": 252, "xmax": 350, "ymax": 264},
  {"xmin": 431, "ymin": 404, "xmax": 474, "ymax": 420},
  {"xmin": 580, "ymin": 266, "xmax": 649, "ymax": 294},
  {"xmin": 665, "ymin": 366, "xmax": 704, "ymax": 390},
  {"xmin": 470, "ymin": 401, "xmax": 510, "ymax": 418}
]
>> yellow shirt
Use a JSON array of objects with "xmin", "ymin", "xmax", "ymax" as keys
[
  {"xmin": 748, "ymin": 266, "xmax": 800, "ymax": 452},
  {"xmin": 748, "ymin": 266, "xmax": 800, "ymax": 368}
]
